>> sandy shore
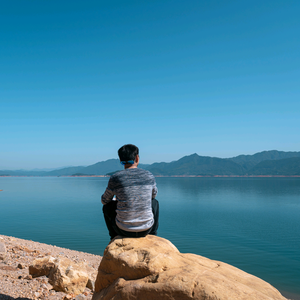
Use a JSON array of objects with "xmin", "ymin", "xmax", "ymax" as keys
[{"xmin": 0, "ymin": 234, "xmax": 102, "ymax": 300}]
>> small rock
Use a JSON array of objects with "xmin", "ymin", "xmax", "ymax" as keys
[
  {"xmin": 29, "ymin": 256, "xmax": 56, "ymax": 277},
  {"xmin": 41, "ymin": 283, "xmax": 53, "ymax": 290},
  {"xmin": 86, "ymin": 279, "xmax": 95, "ymax": 291},
  {"xmin": 17, "ymin": 263, "xmax": 25, "ymax": 269},
  {"xmin": 48, "ymin": 257, "xmax": 89, "ymax": 295},
  {"xmin": 0, "ymin": 242, "xmax": 7, "ymax": 260},
  {"xmin": 24, "ymin": 275, "xmax": 32, "ymax": 280},
  {"xmin": 0, "ymin": 265, "xmax": 17, "ymax": 271},
  {"xmin": 23, "ymin": 246, "xmax": 33, "ymax": 253},
  {"xmin": 75, "ymin": 295, "xmax": 86, "ymax": 300},
  {"xmin": 34, "ymin": 292, "xmax": 40, "ymax": 298},
  {"xmin": 63, "ymin": 294, "xmax": 75, "ymax": 300},
  {"xmin": 11, "ymin": 247, "xmax": 18, "ymax": 253}
]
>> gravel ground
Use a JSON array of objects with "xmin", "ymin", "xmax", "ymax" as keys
[{"xmin": 0, "ymin": 234, "xmax": 102, "ymax": 300}]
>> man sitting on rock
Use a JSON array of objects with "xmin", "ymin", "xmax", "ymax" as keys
[{"xmin": 101, "ymin": 144, "xmax": 159, "ymax": 240}]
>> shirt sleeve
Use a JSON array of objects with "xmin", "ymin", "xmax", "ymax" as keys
[
  {"xmin": 101, "ymin": 178, "xmax": 115, "ymax": 205},
  {"xmin": 152, "ymin": 182, "xmax": 158, "ymax": 199}
]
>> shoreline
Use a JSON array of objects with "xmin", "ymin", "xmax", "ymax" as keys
[
  {"xmin": 0, "ymin": 234, "xmax": 102, "ymax": 300},
  {"xmin": 1, "ymin": 175, "xmax": 300, "ymax": 178},
  {"xmin": 1, "ymin": 234, "xmax": 300, "ymax": 300}
]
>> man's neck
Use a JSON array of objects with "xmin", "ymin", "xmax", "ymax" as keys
[
  {"xmin": 124, "ymin": 164, "xmax": 138, "ymax": 169},
  {"xmin": 123, "ymin": 155, "xmax": 139, "ymax": 170}
]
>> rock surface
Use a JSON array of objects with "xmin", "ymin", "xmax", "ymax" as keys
[
  {"xmin": 29, "ymin": 255, "xmax": 97, "ymax": 295},
  {"xmin": 48, "ymin": 256, "xmax": 89, "ymax": 294},
  {"xmin": 0, "ymin": 241, "xmax": 7, "ymax": 260},
  {"xmin": 29, "ymin": 255, "xmax": 57, "ymax": 277},
  {"xmin": 93, "ymin": 235, "xmax": 287, "ymax": 300}
]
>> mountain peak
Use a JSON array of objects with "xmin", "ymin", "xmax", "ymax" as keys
[{"xmin": 1, "ymin": 150, "xmax": 300, "ymax": 176}]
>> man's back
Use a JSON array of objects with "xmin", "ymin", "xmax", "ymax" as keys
[{"xmin": 102, "ymin": 168, "xmax": 157, "ymax": 232}]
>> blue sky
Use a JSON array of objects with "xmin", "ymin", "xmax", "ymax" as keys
[{"xmin": 1, "ymin": 0, "xmax": 299, "ymax": 169}]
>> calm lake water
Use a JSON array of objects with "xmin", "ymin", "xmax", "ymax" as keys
[{"xmin": 0, "ymin": 176, "xmax": 299, "ymax": 298}]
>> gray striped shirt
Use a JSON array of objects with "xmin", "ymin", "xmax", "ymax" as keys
[{"xmin": 101, "ymin": 168, "xmax": 158, "ymax": 232}]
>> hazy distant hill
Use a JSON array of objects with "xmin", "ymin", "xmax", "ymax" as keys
[
  {"xmin": 79, "ymin": 159, "xmax": 122, "ymax": 175},
  {"xmin": 147, "ymin": 153, "xmax": 245, "ymax": 176},
  {"xmin": 0, "ymin": 169, "xmax": 47, "ymax": 176},
  {"xmin": 248, "ymin": 157, "xmax": 300, "ymax": 175},
  {"xmin": 42, "ymin": 159, "xmax": 150, "ymax": 176},
  {"xmin": 1, "ymin": 150, "xmax": 300, "ymax": 176},
  {"xmin": 46, "ymin": 166, "xmax": 86, "ymax": 176},
  {"xmin": 229, "ymin": 150, "xmax": 300, "ymax": 171},
  {"xmin": 0, "ymin": 166, "xmax": 80, "ymax": 176}
]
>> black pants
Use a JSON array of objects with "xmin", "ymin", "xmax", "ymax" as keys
[{"xmin": 102, "ymin": 199, "xmax": 159, "ymax": 240}]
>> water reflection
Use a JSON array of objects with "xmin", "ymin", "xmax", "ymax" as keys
[{"xmin": 156, "ymin": 177, "xmax": 300, "ymax": 204}]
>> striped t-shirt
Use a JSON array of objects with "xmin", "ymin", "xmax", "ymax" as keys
[{"xmin": 101, "ymin": 168, "xmax": 158, "ymax": 232}]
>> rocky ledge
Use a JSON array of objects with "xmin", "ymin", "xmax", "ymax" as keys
[
  {"xmin": 0, "ymin": 234, "xmax": 101, "ymax": 300},
  {"xmin": 93, "ymin": 235, "xmax": 288, "ymax": 300}
]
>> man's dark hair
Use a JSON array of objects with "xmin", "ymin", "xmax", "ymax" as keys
[{"xmin": 118, "ymin": 144, "xmax": 139, "ymax": 162}]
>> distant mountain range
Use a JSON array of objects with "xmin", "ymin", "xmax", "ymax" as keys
[{"xmin": 1, "ymin": 150, "xmax": 300, "ymax": 176}]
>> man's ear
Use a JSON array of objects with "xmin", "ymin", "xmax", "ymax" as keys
[{"xmin": 135, "ymin": 155, "xmax": 140, "ymax": 164}]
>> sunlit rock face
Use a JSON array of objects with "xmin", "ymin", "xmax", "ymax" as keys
[
  {"xmin": 29, "ymin": 255, "xmax": 96, "ymax": 295},
  {"xmin": 93, "ymin": 235, "xmax": 287, "ymax": 300}
]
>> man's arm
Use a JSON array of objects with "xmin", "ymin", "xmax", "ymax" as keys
[
  {"xmin": 152, "ymin": 183, "xmax": 158, "ymax": 199},
  {"xmin": 101, "ymin": 178, "xmax": 115, "ymax": 205}
]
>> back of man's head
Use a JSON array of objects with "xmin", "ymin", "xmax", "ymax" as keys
[{"xmin": 118, "ymin": 144, "xmax": 139, "ymax": 162}]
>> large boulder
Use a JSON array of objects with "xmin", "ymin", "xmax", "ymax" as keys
[
  {"xmin": 93, "ymin": 235, "xmax": 287, "ymax": 300},
  {"xmin": 29, "ymin": 256, "xmax": 96, "ymax": 295}
]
